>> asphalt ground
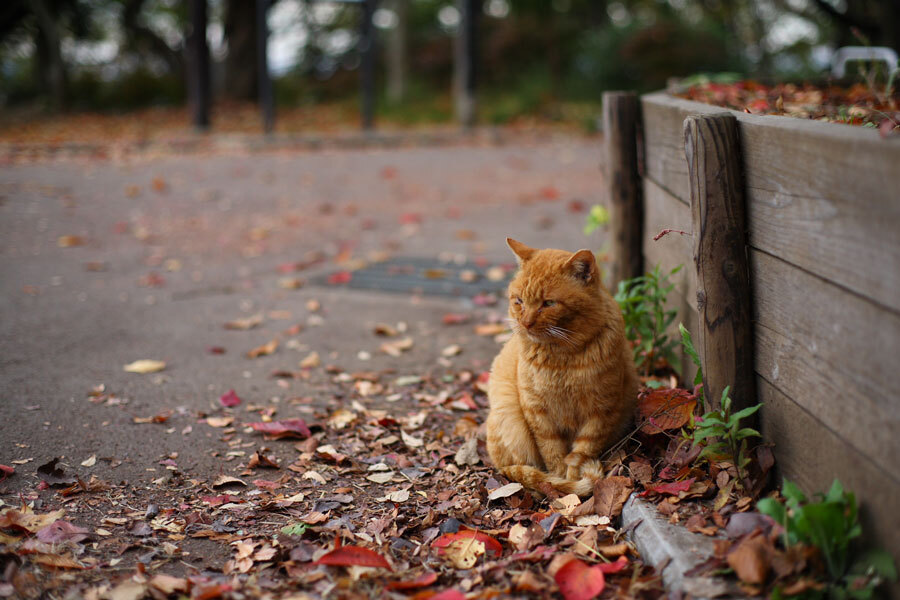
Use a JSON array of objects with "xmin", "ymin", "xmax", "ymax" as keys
[{"xmin": 0, "ymin": 135, "xmax": 606, "ymax": 497}]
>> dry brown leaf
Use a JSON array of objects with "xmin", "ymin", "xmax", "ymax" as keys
[
  {"xmin": 727, "ymin": 534, "xmax": 771, "ymax": 584},
  {"xmin": 224, "ymin": 314, "xmax": 263, "ymax": 330},
  {"xmin": 444, "ymin": 537, "xmax": 485, "ymax": 569},
  {"xmin": 380, "ymin": 337, "xmax": 414, "ymax": 357},
  {"xmin": 299, "ymin": 351, "xmax": 320, "ymax": 368},
  {"xmin": 247, "ymin": 339, "xmax": 278, "ymax": 359},
  {"xmin": 593, "ymin": 476, "xmax": 634, "ymax": 519}
]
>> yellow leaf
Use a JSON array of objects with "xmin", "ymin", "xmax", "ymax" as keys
[{"xmin": 123, "ymin": 359, "xmax": 166, "ymax": 374}]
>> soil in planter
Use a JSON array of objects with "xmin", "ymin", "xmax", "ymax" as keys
[{"xmin": 675, "ymin": 80, "xmax": 899, "ymax": 135}]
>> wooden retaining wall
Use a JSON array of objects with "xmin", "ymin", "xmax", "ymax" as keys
[{"xmin": 615, "ymin": 91, "xmax": 900, "ymax": 572}]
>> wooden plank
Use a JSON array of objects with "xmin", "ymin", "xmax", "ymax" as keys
[
  {"xmin": 642, "ymin": 91, "xmax": 900, "ymax": 313},
  {"xmin": 642, "ymin": 178, "xmax": 698, "ymax": 384},
  {"xmin": 756, "ymin": 378, "xmax": 900, "ymax": 580},
  {"xmin": 685, "ymin": 113, "xmax": 755, "ymax": 413},
  {"xmin": 604, "ymin": 92, "xmax": 644, "ymax": 287},
  {"xmin": 751, "ymin": 250, "xmax": 900, "ymax": 481}
]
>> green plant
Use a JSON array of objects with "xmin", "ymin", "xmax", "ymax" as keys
[
  {"xmin": 583, "ymin": 204, "xmax": 610, "ymax": 235},
  {"xmin": 758, "ymin": 479, "xmax": 897, "ymax": 599},
  {"xmin": 614, "ymin": 265, "xmax": 681, "ymax": 375},
  {"xmin": 679, "ymin": 323, "xmax": 703, "ymax": 397},
  {"xmin": 691, "ymin": 386, "xmax": 761, "ymax": 485}
]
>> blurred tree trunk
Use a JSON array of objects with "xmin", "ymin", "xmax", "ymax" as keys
[
  {"xmin": 386, "ymin": 0, "xmax": 408, "ymax": 104},
  {"xmin": 224, "ymin": 0, "xmax": 259, "ymax": 101},
  {"xmin": 122, "ymin": 0, "xmax": 184, "ymax": 78},
  {"xmin": 31, "ymin": 0, "xmax": 66, "ymax": 110}
]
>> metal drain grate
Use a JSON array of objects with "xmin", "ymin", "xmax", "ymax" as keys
[{"xmin": 313, "ymin": 257, "xmax": 513, "ymax": 297}]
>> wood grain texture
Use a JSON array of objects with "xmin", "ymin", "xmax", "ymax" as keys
[
  {"xmin": 643, "ymin": 91, "xmax": 900, "ymax": 313},
  {"xmin": 757, "ymin": 377, "xmax": 900, "ymax": 583},
  {"xmin": 603, "ymin": 91, "xmax": 644, "ymax": 287},
  {"xmin": 751, "ymin": 250, "xmax": 900, "ymax": 482},
  {"xmin": 684, "ymin": 113, "xmax": 756, "ymax": 413},
  {"xmin": 642, "ymin": 178, "xmax": 698, "ymax": 385}
]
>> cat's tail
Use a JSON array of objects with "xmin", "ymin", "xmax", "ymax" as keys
[{"xmin": 500, "ymin": 465, "xmax": 595, "ymax": 497}]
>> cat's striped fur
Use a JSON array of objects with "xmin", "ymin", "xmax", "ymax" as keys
[{"xmin": 486, "ymin": 238, "xmax": 638, "ymax": 496}]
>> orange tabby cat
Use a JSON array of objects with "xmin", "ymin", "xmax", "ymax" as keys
[{"xmin": 486, "ymin": 238, "xmax": 638, "ymax": 495}]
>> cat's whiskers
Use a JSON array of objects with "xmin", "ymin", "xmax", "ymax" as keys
[{"xmin": 546, "ymin": 325, "xmax": 578, "ymax": 348}]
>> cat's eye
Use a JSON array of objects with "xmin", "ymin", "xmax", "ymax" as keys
[
  {"xmin": 543, "ymin": 300, "xmax": 556, "ymax": 307},
  {"xmin": 514, "ymin": 297, "xmax": 523, "ymax": 305}
]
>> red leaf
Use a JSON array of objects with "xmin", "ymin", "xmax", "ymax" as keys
[
  {"xmin": 385, "ymin": 572, "xmax": 438, "ymax": 590},
  {"xmin": 429, "ymin": 590, "xmax": 467, "ymax": 600},
  {"xmin": 219, "ymin": 389, "xmax": 241, "ymax": 408},
  {"xmin": 433, "ymin": 530, "xmax": 503, "ymax": 557},
  {"xmin": 248, "ymin": 419, "xmax": 311, "ymax": 439},
  {"xmin": 638, "ymin": 478, "xmax": 696, "ymax": 497},
  {"xmin": 637, "ymin": 388, "xmax": 697, "ymax": 434},
  {"xmin": 441, "ymin": 313, "xmax": 470, "ymax": 325},
  {"xmin": 36, "ymin": 520, "xmax": 90, "ymax": 544},
  {"xmin": 539, "ymin": 186, "xmax": 560, "ymax": 200},
  {"xmin": 398, "ymin": 212, "xmax": 421, "ymax": 224},
  {"xmin": 253, "ymin": 479, "xmax": 279, "ymax": 490},
  {"xmin": 201, "ymin": 495, "xmax": 242, "ymax": 506},
  {"xmin": 327, "ymin": 271, "xmax": 353, "ymax": 285},
  {"xmin": 0, "ymin": 464, "xmax": 13, "ymax": 481},
  {"xmin": 597, "ymin": 556, "xmax": 629, "ymax": 574},
  {"xmin": 314, "ymin": 545, "xmax": 392, "ymax": 570},
  {"xmin": 554, "ymin": 558, "xmax": 605, "ymax": 600}
]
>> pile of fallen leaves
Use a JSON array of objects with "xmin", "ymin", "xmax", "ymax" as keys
[
  {"xmin": 676, "ymin": 80, "xmax": 899, "ymax": 135},
  {"xmin": 0, "ymin": 306, "xmax": 829, "ymax": 599}
]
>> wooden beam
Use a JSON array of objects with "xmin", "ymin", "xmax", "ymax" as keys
[
  {"xmin": 603, "ymin": 91, "xmax": 644, "ymax": 288},
  {"xmin": 188, "ymin": 0, "xmax": 210, "ymax": 130},
  {"xmin": 256, "ymin": 0, "xmax": 274, "ymax": 134},
  {"xmin": 684, "ymin": 113, "xmax": 755, "ymax": 412}
]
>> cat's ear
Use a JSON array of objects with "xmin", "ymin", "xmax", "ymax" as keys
[
  {"xmin": 565, "ymin": 249, "xmax": 597, "ymax": 284},
  {"xmin": 506, "ymin": 238, "xmax": 536, "ymax": 263}
]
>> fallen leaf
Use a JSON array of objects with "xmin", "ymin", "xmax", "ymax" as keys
[
  {"xmin": 0, "ymin": 508, "xmax": 66, "ymax": 533},
  {"xmin": 488, "ymin": 482, "xmax": 523, "ymax": 500},
  {"xmin": 554, "ymin": 558, "xmax": 605, "ymax": 600},
  {"xmin": 508, "ymin": 522, "xmax": 546, "ymax": 551},
  {"xmin": 224, "ymin": 314, "xmax": 263, "ymax": 330},
  {"xmin": 149, "ymin": 574, "xmax": 188, "ymax": 595},
  {"xmin": 247, "ymin": 339, "xmax": 278, "ymax": 359},
  {"xmin": 123, "ymin": 359, "xmax": 166, "ymax": 374},
  {"xmin": 433, "ymin": 530, "xmax": 503, "ymax": 557},
  {"xmin": 80, "ymin": 455, "xmax": 97, "ymax": 468},
  {"xmin": 598, "ymin": 556, "xmax": 629, "ymax": 574},
  {"xmin": 381, "ymin": 337, "xmax": 414, "ymax": 357},
  {"xmin": 206, "ymin": 416, "xmax": 234, "ymax": 428},
  {"xmin": 249, "ymin": 419, "xmax": 311, "ymax": 439},
  {"xmin": 219, "ymin": 390, "xmax": 241, "ymax": 408},
  {"xmin": 727, "ymin": 534, "xmax": 771, "ymax": 584},
  {"xmin": 637, "ymin": 388, "xmax": 697, "ymax": 434},
  {"xmin": 57, "ymin": 235, "xmax": 85, "ymax": 247},
  {"xmin": 442, "ymin": 313, "xmax": 470, "ymax": 325},
  {"xmin": 36, "ymin": 520, "xmax": 90, "ymax": 544},
  {"xmin": 37, "ymin": 458, "xmax": 76, "ymax": 487},
  {"xmin": 0, "ymin": 464, "xmax": 13, "ymax": 481},
  {"xmin": 593, "ymin": 476, "xmax": 633, "ymax": 519},
  {"xmin": 327, "ymin": 271, "xmax": 353, "ymax": 285},
  {"xmin": 378, "ymin": 489, "xmax": 410, "ymax": 503},
  {"xmin": 639, "ymin": 478, "xmax": 696, "ymax": 497},
  {"xmin": 444, "ymin": 537, "xmax": 485, "ymax": 569},
  {"xmin": 401, "ymin": 430, "xmax": 423, "ymax": 448},
  {"xmin": 299, "ymin": 351, "xmax": 320, "ymax": 368},
  {"xmin": 212, "ymin": 475, "xmax": 247, "ymax": 488},
  {"xmin": 385, "ymin": 572, "xmax": 438, "ymax": 590},
  {"xmin": 248, "ymin": 449, "xmax": 279, "ymax": 469},
  {"xmin": 454, "ymin": 437, "xmax": 480, "ymax": 466},
  {"xmin": 366, "ymin": 472, "xmax": 394, "ymax": 484},
  {"xmin": 314, "ymin": 545, "xmax": 392, "ymax": 570},
  {"xmin": 475, "ymin": 323, "xmax": 508, "ymax": 336},
  {"xmin": 31, "ymin": 553, "xmax": 87, "ymax": 570},
  {"xmin": 441, "ymin": 344, "xmax": 462, "ymax": 357}
]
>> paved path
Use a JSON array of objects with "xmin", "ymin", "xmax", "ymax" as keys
[{"xmin": 0, "ymin": 136, "xmax": 606, "ymax": 494}]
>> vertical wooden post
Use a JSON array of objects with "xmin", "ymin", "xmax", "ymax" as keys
[
  {"xmin": 360, "ymin": 0, "xmax": 377, "ymax": 131},
  {"xmin": 454, "ymin": 0, "xmax": 478, "ymax": 128},
  {"xmin": 188, "ymin": 0, "xmax": 210, "ymax": 130},
  {"xmin": 256, "ymin": 0, "xmax": 274, "ymax": 134},
  {"xmin": 683, "ymin": 113, "xmax": 755, "ymax": 413},
  {"xmin": 603, "ymin": 91, "xmax": 643, "ymax": 288}
]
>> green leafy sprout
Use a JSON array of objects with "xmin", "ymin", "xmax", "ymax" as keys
[
  {"xmin": 614, "ymin": 264, "xmax": 682, "ymax": 375},
  {"xmin": 758, "ymin": 479, "xmax": 897, "ymax": 599},
  {"xmin": 691, "ymin": 386, "xmax": 761, "ymax": 487},
  {"xmin": 583, "ymin": 204, "xmax": 610, "ymax": 235}
]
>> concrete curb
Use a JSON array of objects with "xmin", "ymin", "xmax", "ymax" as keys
[{"xmin": 622, "ymin": 493, "xmax": 743, "ymax": 598}]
